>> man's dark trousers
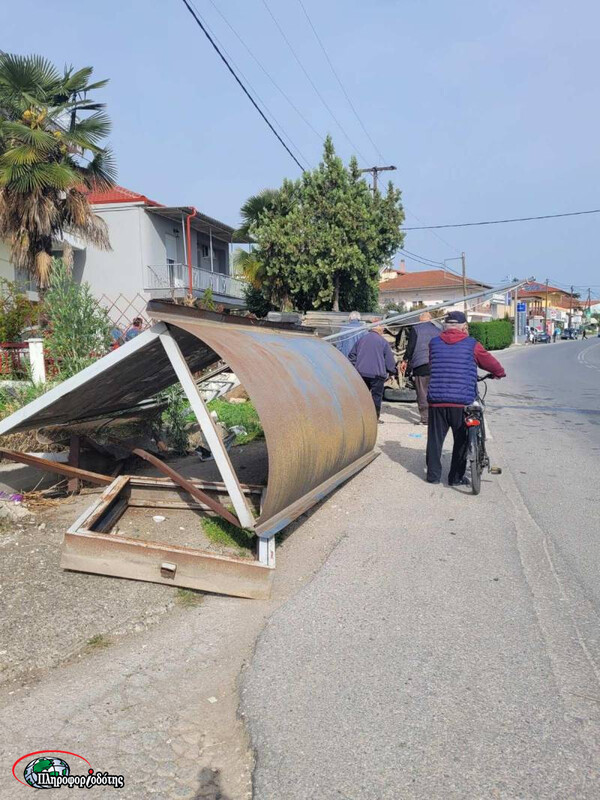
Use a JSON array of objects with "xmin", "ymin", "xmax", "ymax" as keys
[
  {"xmin": 413, "ymin": 375, "xmax": 430, "ymax": 423},
  {"xmin": 426, "ymin": 406, "xmax": 469, "ymax": 483},
  {"xmin": 362, "ymin": 376, "xmax": 385, "ymax": 418}
]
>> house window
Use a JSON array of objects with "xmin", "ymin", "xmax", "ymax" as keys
[{"xmin": 200, "ymin": 245, "xmax": 209, "ymax": 258}]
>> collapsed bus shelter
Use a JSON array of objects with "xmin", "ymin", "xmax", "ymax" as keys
[{"xmin": 0, "ymin": 303, "xmax": 378, "ymax": 599}]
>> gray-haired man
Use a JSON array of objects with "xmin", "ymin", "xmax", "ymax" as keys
[{"xmin": 401, "ymin": 311, "xmax": 440, "ymax": 424}]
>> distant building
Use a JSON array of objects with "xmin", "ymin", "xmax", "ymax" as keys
[
  {"xmin": 378, "ymin": 265, "xmax": 505, "ymax": 321},
  {"xmin": 517, "ymin": 281, "xmax": 593, "ymax": 332}
]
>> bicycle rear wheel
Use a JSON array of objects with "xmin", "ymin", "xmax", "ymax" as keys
[{"xmin": 468, "ymin": 429, "xmax": 482, "ymax": 495}]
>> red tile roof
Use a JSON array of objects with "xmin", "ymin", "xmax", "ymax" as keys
[
  {"xmin": 379, "ymin": 269, "xmax": 489, "ymax": 291},
  {"xmin": 86, "ymin": 184, "xmax": 162, "ymax": 206}
]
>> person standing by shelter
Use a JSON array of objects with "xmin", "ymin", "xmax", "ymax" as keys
[
  {"xmin": 426, "ymin": 311, "xmax": 506, "ymax": 485},
  {"xmin": 349, "ymin": 322, "xmax": 397, "ymax": 419},
  {"xmin": 401, "ymin": 311, "xmax": 440, "ymax": 424},
  {"xmin": 335, "ymin": 311, "xmax": 366, "ymax": 358}
]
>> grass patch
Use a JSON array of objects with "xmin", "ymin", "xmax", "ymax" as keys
[
  {"xmin": 86, "ymin": 633, "xmax": 110, "ymax": 650},
  {"xmin": 175, "ymin": 588, "xmax": 203, "ymax": 607},
  {"xmin": 201, "ymin": 514, "xmax": 255, "ymax": 554},
  {"xmin": 206, "ymin": 399, "xmax": 263, "ymax": 445}
]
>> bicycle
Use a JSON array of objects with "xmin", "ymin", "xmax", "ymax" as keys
[{"xmin": 464, "ymin": 374, "xmax": 501, "ymax": 495}]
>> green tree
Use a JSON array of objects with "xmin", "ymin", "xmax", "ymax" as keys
[
  {"xmin": 245, "ymin": 137, "xmax": 404, "ymax": 312},
  {"xmin": 0, "ymin": 53, "xmax": 116, "ymax": 286},
  {"xmin": 44, "ymin": 258, "xmax": 111, "ymax": 378}
]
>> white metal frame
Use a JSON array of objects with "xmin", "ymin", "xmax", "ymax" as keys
[{"xmin": 158, "ymin": 329, "xmax": 256, "ymax": 530}]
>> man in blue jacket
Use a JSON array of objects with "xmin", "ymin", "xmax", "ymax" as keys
[
  {"xmin": 349, "ymin": 323, "xmax": 397, "ymax": 419},
  {"xmin": 426, "ymin": 311, "xmax": 505, "ymax": 485}
]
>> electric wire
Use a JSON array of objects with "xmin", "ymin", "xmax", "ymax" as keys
[
  {"xmin": 399, "ymin": 248, "xmax": 444, "ymax": 267},
  {"xmin": 188, "ymin": 0, "xmax": 310, "ymax": 167},
  {"xmin": 179, "ymin": 0, "xmax": 306, "ymax": 171},
  {"xmin": 205, "ymin": 0, "xmax": 324, "ymax": 145},
  {"xmin": 296, "ymin": 0, "xmax": 383, "ymax": 162},
  {"xmin": 260, "ymin": 0, "xmax": 368, "ymax": 162},
  {"xmin": 403, "ymin": 208, "xmax": 600, "ymax": 230}
]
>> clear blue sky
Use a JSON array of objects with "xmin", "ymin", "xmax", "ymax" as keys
[{"xmin": 5, "ymin": 0, "xmax": 600, "ymax": 292}]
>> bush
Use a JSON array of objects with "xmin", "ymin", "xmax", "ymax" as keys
[
  {"xmin": 469, "ymin": 319, "xmax": 513, "ymax": 350},
  {"xmin": 44, "ymin": 259, "xmax": 112, "ymax": 378}
]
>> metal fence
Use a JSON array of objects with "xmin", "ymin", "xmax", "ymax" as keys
[
  {"xmin": 0, "ymin": 342, "xmax": 29, "ymax": 376},
  {"xmin": 146, "ymin": 263, "xmax": 246, "ymax": 300}
]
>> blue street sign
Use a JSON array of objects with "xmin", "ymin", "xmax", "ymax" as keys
[{"xmin": 517, "ymin": 302, "xmax": 526, "ymax": 312}]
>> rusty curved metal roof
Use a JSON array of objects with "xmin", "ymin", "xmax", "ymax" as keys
[{"xmin": 148, "ymin": 305, "xmax": 378, "ymax": 535}]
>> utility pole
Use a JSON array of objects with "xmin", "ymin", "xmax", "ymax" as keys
[
  {"xmin": 461, "ymin": 252, "xmax": 467, "ymax": 314},
  {"xmin": 359, "ymin": 165, "xmax": 397, "ymax": 194},
  {"xmin": 544, "ymin": 278, "xmax": 549, "ymax": 332},
  {"xmin": 568, "ymin": 285, "xmax": 574, "ymax": 329}
]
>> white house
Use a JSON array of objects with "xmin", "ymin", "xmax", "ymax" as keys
[
  {"xmin": 378, "ymin": 266, "xmax": 506, "ymax": 320},
  {"xmin": 1, "ymin": 184, "xmax": 248, "ymax": 313},
  {"xmin": 82, "ymin": 185, "xmax": 247, "ymax": 308}
]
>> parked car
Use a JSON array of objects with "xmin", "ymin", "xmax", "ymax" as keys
[
  {"xmin": 561, "ymin": 328, "xmax": 578, "ymax": 340},
  {"xmin": 533, "ymin": 331, "xmax": 551, "ymax": 344}
]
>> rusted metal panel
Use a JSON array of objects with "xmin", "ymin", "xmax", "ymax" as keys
[
  {"xmin": 60, "ymin": 531, "xmax": 273, "ymax": 600},
  {"xmin": 149, "ymin": 305, "xmax": 378, "ymax": 533}
]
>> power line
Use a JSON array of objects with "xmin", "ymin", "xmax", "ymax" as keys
[
  {"xmin": 179, "ymin": 0, "xmax": 306, "ymax": 171},
  {"xmin": 188, "ymin": 0, "xmax": 310, "ymax": 167},
  {"xmin": 296, "ymin": 0, "xmax": 383, "ymax": 163},
  {"xmin": 205, "ymin": 0, "xmax": 324, "ymax": 146},
  {"xmin": 260, "ymin": 0, "xmax": 368, "ymax": 162},
  {"xmin": 399, "ymin": 248, "xmax": 444, "ymax": 267},
  {"xmin": 403, "ymin": 208, "xmax": 600, "ymax": 230},
  {"xmin": 404, "ymin": 209, "xmax": 463, "ymax": 256}
]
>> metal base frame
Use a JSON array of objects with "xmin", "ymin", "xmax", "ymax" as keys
[{"xmin": 61, "ymin": 476, "xmax": 274, "ymax": 600}]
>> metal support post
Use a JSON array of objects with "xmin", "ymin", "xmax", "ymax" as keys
[
  {"xmin": 257, "ymin": 536, "xmax": 276, "ymax": 567},
  {"xmin": 159, "ymin": 329, "xmax": 255, "ymax": 529}
]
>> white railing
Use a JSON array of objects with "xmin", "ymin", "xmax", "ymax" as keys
[{"xmin": 145, "ymin": 263, "xmax": 246, "ymax": 300}]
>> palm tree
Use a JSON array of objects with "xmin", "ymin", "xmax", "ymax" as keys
[
  {"xmin": 234, "ymin": 188, "xmax": 280, "ymax": 240},
  {"xmin": 0, "ymin": 53, "xmax": 116, "ymax": 286},
  {"xmin": 232, "ymin": 188, "xmax": 279, "ymax": 287}
]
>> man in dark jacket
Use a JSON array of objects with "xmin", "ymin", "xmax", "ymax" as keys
[
  {"xmin": 349, "ymin": 324, "xmax": 397, "ymax": 419},
  {"xmin": 401, "ymin": 311, "xmax": 441, "ymax": 424},
  {"xmin": 426, "ymin": 311, "xmax": 506, "ymax": 485}
]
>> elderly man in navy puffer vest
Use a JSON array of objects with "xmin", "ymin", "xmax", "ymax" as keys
[{"xmin": 426, "ymin": 311, "xmax": 506, "ymax": 486}]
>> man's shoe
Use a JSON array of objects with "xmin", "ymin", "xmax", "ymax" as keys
[{"xmin": 449, "ymin": 476, "xmax": 470, "ymax": 487}]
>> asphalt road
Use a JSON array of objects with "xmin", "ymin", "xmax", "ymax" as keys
[{"xmin": 242, "ymin": 339, "xmax": 600, "ymax": 800}]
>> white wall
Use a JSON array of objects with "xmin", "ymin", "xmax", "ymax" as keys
[
  {"xmin": 81, "ymin": 204, "xmax": 147, "ymax": 299},
  {"xmin": 0, "ymin": 241, "xmax": 15, "ymax": 283}
]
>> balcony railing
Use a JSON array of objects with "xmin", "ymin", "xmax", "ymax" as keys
[{"xmin": 145, "ymin": 263, "xmax": 246, "ymax": 300}]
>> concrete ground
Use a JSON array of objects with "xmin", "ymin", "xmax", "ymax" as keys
[
  {"xmin": 1, "ymin": 341, "xmax": 598, "ymax": 798},
  {"xmin": 241, "ymin": 339, "xmax": 600, "ymax": 799}
]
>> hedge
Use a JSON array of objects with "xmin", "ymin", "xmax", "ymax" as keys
[{"xmin": 468, "ymin": 319, "xmax": 513, "ymax": 350}]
